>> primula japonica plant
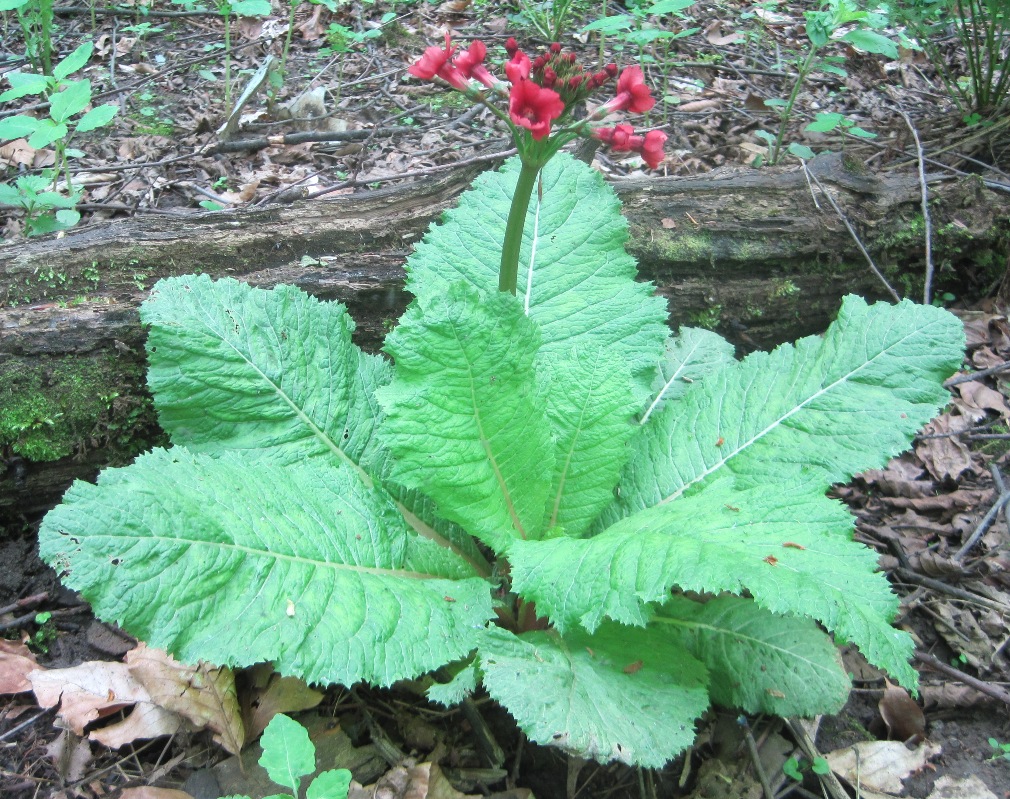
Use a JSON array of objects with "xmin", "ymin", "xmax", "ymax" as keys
[{"xmin": 40, "ymin": 37, "xmax": 964, "ymax": 769}]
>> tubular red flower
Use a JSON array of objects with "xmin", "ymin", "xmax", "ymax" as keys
[
  {"xmin": 593, "ymin": 123, "xmax": 637, "ymax": 149},
  {"xmin": 505, "ymin": 50, "xmax": 531, "ymax": 84},
  {"xmin": 594, "ymin": 124, "xmax": 666, "ymax": 168},
  {"xmin": 640, "ymin": 129, "xmax": 667, "ymax": 169},
  {"xmin": 454, "ymin": 40, "xmax": 496, "ymax": 88},
  {"xmin": 615, "ymin": 65, "xmax": 654, "ymax": 113},
  {"xmin": 409, "ymin": 34, "xmax": 468, "ymax": 90},
  {"xmin": 509, "ymin": 80, "xmax": 564, "ymax": 140},
  {"xmin": 409, "ymin": 34, "xmax": 455, "ymax": 80}
]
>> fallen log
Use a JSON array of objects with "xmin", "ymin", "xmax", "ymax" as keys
[{"xmin": 2, "ymin": 153, "xmax": 1007, "ymax": 523}]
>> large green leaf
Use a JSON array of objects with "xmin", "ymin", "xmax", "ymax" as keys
[
  {"xmin": 143, "ymin": 275, "xmax": 390, "ymax": 478},
  {"xmin": 39, "ymin": 448, "xmax": 492, "ymax": 687},
  {"xmin": 510, "ymin": 476, "xmax": 919, "ymax": 688},
  {"xmin": 657, "ymin": 596, "xmax": 850, "ymax": 717},
  {"xmin": 402, "ymin": 155, "xmax": 668, "ymax": 537},
  {"xmin": 403, "ymin": 154, "xmax": 668, "ymax": 397},
  {"xmin": 610, "ymin": 296, "xmax": 964, "ymax": 520},
  {"xmin": 478, "ymin": 623, "xmax": 709, "ymax": 767},
  {"xmin": 378, "ymin": 283, "xmax": 554, "ymax": 552}
]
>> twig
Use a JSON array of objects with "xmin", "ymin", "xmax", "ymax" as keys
[
  {"xmin": 914, "ymin": 651, "xmax": 1010, "ymax": 705},
  {"xmin": 802, "ymin": 163, "xmax": 901, "ymax": 303},
  {"xmin": 0, "ymin": 591, "xmax": 48, "ymax": 617},
  {"xmin": 200, "ymin": 126, "xmax": 417, "ymax": 156},
  {"xmin": 0, "ymin": 709, "xmax": 53, "ymax": 743},
  {"xmin": 740, "ymin": 719, "xmax": 775, "ymax": 799},
  {"xmin": 899, "ymin": 110, "xmax": 934, "ymax": 305},
  {"xmin": 896, "ymin": 568, "xmax": 1007, "ymax": 614},
  {"xmin": 953, "ymin": 465, "xmax": 1010, "ymax": 562},
  {"xmin": 944, "ymin": 360, "xmax": 1010, "ymax": 386}
]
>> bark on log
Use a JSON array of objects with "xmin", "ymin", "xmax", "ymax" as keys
[{"xmin": 2, "ymin": 152, "xmax": 1008, "ymax": 523}]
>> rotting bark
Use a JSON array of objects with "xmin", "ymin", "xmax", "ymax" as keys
[{"xmin": 2, "ymin": 152, "xmax": 1008, "ymax": 523}]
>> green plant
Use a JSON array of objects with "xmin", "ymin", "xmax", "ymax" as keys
[
  {"xmin": 518, "ymin": 0, "xmax": 579, "ymax": 41},
  {"xmin": 39, "ymin": 37, "xmax": 964, "ymax": 770},
  {"xmin": 783, "ymin": 755, "xmax": 830, "ymax": 781},
  {"xmin": 0, "ymin": 0, "xmax": 55, "ymax": 74},
  {"xmin": 214, "ymin": 0, "xmax": 271, "ymax": 113},
  {"xmin": 29, "ymin": 611, "xmax": 57, "ymax": 653},
  {"xmin": 0, "ymin": 175, "xmax": 81, "ymax": 235},
  {"xmin": 754, "ymin": 0, "xmax": 897, "ymax": 164},
  {"xmin": 890, "ymin": 0, "xmax": 1010, "ymax": 117},
  {"xmin": 0, "ymin": 42, "xmax": 118, "ymax": 235},
  {"xmin": 989, "ymin": 738, "xmax": 1010, "ymax": 762},
  {"xmin": 225, "ymin": 714, "xmax": 351, "ymax": 799}
]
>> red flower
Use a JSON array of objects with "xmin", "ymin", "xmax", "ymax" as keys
[
  {"xmin": 593, "ymin": 124, "xmax": 666, "ymax": 169},
  {"xmin": 505, "ymin": 50, "xmax": 531, "ymax": 84},
  {"xmin": 640, "ymin": 129, "xmax": 667, "ymax": 169},
  {"xmin": 509, "ymin": 80, "xmax": 564, "ymax": 140},
  {"xmin": 617, "ymin": 66, "xmax": 654, "ymax": 113},
  {"xmin": 408, "ymin": 34, "xmax": 468, "ymax": 90},
  {"xmin": 454, "ymin": 40, "xmax": 496, "ymax": 88},
  {"xmin": 593, "ymin": 123, "xmax": 637, "ymax": 148},
  {"xmin": 600, "ymin": 65, "xmax": 655, "ymax": 114}
]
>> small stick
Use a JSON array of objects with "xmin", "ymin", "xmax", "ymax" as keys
[
  {"xmin": 944, "ymin": 360, "xmax": 1010, "ymax": 386},
  {"xmin": 740, "ymin": 719, "xmax": 775, "ymax": 799},
  {"xmin": 953, "ymin": 468, "xmax": 1010, "ymax": 562},
  {"xmin": 803, "ymin": 163, "xmax": 901, "ymax": 303},
  {"xmin": 914, "ymin": 651, "xmax": 1010, "ymax": 705},
  {"xmin": 899, "ymin": 110, "xmax": 934, "ymax": 305}
]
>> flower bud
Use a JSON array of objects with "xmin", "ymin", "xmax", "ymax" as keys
[
  {"xmin": 550, "ymin": 42, "xmax": 562, "ymax": 54},
  {"xmin": 605, "ymin": 63, "xmax": 618, "ymax": 78},
  {"xmin": 506, "ymin": 37, "xmax": 518, "ymax": 55}
]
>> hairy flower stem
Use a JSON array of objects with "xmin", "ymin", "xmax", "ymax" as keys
[{"xmin": 498, "ymin": 159, "xmax": 541, "ymax": 294}]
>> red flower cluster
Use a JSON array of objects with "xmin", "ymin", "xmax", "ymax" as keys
[
  {"xmin": 407, "ymin": 35, "xmax": 666, "ymax": 166},
  {"xmin": 593, "ymin": 124, "xmax": 667, "ymax": 169}
]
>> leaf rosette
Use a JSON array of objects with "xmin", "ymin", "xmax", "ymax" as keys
[{"xmin": 40, "ymin": 154, "xmax": 964, "ymax": 767}]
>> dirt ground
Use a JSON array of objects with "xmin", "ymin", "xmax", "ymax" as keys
[{"xmin": 2, "ymin": 0, "xmax": 1010, "ymax": 796}]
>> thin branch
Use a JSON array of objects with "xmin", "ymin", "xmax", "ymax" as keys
[
  {"xmin": 915, "ymin": 651, "xmax": 1010, "ymax": 706},
  {"xmin": 802, "ymin": 163, "xmax": 902, "ymax": 302},
  {"xmin": 899, "ymin": 110, "xmax": 934, "ymax": 305}
]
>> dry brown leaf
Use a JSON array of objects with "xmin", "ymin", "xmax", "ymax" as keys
[
  {"xmin": 920, "ymin": 682, "xmax": 992, "ymax": 709},
  {"xmin": 916, "ymin": 414, "xmax": 972, "ymax": 482},
  {"xmin": 128, "ymin": 644, "xmax": 245, "ymax": 755},
  {"xmin": 678, "ymin": 99, "xmax": 722, "ymax": 113},
  {"xmin": 0, "ymin": 640, "xmax": 41, "ymax": 693},
  {"xmin": 954, "ymin": 379, "xmax": 1010, "ymax": 419},
  {"xmin": 927, "ymin": 774, "xmax": 999, "ymax": 799},
  {"xmin": 245, "ymin": 671, "xmax": 324, "ymax": 741},
  {"xmin": 878, "ymin": 679, "xmax": 926, "ymax": 743},
  {"xmin": 704, "ymin": 20, "xmax": 745, "ymax": 45},
  {"xmin": 353, "ymin": 761, "xmax": 479, "ymax": 799},
  {"xmin": 0, "ymin": 138, "xmax": 36, "ymax": 167},
  {"xmin": 120, "ymin": 788, "xmax": 196, "ymax": 799},
  {"xmin": 91, "ymin": 702, "xmax": 188, "ymax": 749},
  {"xmin": 46, "ymin": 730, "xmax": 94, "ymax": 784},
  {"xmin": 29, "ymin": 660, "xmax": 152, "ymax": 735},
  {"xmin": 826, "ymin": 740, "xmax": 941, "ymax": 794}
]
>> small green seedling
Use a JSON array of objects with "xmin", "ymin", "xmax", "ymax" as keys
[
  {"xmin": 29, "ymin": 611, "xmax": 57, "ymax": 653},
  {"xmin": 783, "ymin": 755, "xmax": 830, "ymax": 781},
  {"xmin": 988, "ymin": 738, "xmax": 1010, "ymax": 762},
  {"xmin": 225, "ymin": 714, "xmax": 352, "ymax": 799}
]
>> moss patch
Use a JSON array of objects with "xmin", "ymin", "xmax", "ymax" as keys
[{"xmin": 0, "ymin": 355, "xmax": 161, "ymax": 462}]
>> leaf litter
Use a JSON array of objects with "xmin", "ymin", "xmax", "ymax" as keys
[{"xmin": 1, "ymin": 0, "xmax": 1010, "ymax": 796}]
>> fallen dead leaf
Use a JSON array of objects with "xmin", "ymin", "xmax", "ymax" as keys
[
  {"xmin": 916, "ymin": 413, "xmax": 972, "ymax": 482},
  {"xmin": 350, "ymin": 760, "xmax": 479, "ymax": 799},
  {"xmin": 826, "ymin": 740, "xmax": 942, "ymax": 794},
  {"xmin": 878, "ymin": 679, "xmax": 926, "ymax": 743},
  {"xmin": 0, "ymin": 640, "xmax": 41, "ymax": 693},
  {"xmin": 128, "ymin": 644, "xmax": 245, "ymax": 755},
  {"xmin": 244, "ymin": 666, "xmax": 324, "ymax": 741},
  {"xmin": 119, "ymin": 789, "xmax": 196, "ymax": 799},
  {"xmin": 704, "ymin": 20, "xmax": 745, "ymax": 45},
  {"xmin": 927, "ymin": 773, "xmax": 999, "ymax": 799}
]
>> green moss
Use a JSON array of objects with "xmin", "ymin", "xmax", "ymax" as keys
[{"xmin": 0, "ymin": 356, "xmax": 162, "ymax": 462}]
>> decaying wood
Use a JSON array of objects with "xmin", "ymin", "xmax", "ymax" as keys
[{"xmin": 2, "ymin": 153, "xmax": 1008, "ymax": 522}]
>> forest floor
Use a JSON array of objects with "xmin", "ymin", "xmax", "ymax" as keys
[{"xmin": 2, "ymin": 0, "xmax": 1010, "ymax": 797}]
